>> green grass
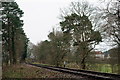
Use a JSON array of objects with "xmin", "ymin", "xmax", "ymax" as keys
[
  {"xmin": 63, "ymin": 62, "xmax": 119, "ymax": 74},
  {"xmin": 86, "ymin": 63, "xmax": 119, "ymax": 74}
]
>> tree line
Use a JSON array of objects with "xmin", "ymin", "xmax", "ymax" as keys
[
  {"xmin": 2, "ymin": 1, "xmax": 29, "ymax": 65},
  {"xmin": 33, "ymin": 0, "xmax": 120, "ymax": 71}
]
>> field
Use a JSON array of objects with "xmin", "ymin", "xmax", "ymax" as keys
[{"xmin": 66, "ymin": 62, "xmax": 119, "ymax": 74}]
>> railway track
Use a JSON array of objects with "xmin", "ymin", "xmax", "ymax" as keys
[{"xmin": 28, "ymin": 63, "xmax": 120, "ymax": 80}]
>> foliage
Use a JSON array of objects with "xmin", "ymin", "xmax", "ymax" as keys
[
  {"xmin": 34, "ymin": 40, "xmax": 51, "ymax": 63},
  {"xmin": 60, "ymin": 12, "xmax": 102, "ymax": 69},
  {"xmin": 34, "ymin": 30, "xmax": 71, "ymax": 66},
  {"xmin": 2, "ymin": 1, "xmax": 28, "ymax": 65},
  {"xmin": 48, "ymin": 31, "xmax": 71, "ymax": 66}
]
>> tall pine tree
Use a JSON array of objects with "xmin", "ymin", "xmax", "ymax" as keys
[{"xmin": 2, "ymin": 2, "xmax": 28, "ymax": 65}]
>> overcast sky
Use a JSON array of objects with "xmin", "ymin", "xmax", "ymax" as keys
[
  {"xmin": 15, "ymin": 0, "xmax": 73, "ymax": 44},
  {"xmin": 15, "ymin": 0, "xmax": 114, "ymax": 52}
]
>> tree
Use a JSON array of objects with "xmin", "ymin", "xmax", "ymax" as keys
[
  {"xmin": 20, "ymin": 36, "xmax": 29, "ymax": 63},
  {"xmin": 2, "ymin": 1, "xmax": 28, "ymax": 64},
  {"xmin": 60, "ymin": 2, "xmax": 102, "ymax": 69},
  {"xmin": 33, "ymin": 39, "xmax": 56, "ymax": 64},
  {"xmin": 48, "ymin": 30, "xmax": 71, "ymax": 66},
  {"xmin": 33, "ymin": 29, "xmax": 71, "ymax": 66},
  {"xmin": 97, "ymin": 0, "xmax": 120, "ymax": 73},
  {"xmin": 99, "ymin": 0, "xmax": 120, "ymax": 46}
]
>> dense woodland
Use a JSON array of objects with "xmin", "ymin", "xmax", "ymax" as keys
[{"xmin": 1, "ymin": 0, "xmax": 120, "ymax": 74}]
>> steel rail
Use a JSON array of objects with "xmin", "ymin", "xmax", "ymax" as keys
[{"xmin": 27, "ymin": 63, "xmax": 120, "ymax": 80}]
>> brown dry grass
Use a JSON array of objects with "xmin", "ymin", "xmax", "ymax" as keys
[{"xmin": 2, "ymin": 64, "xmax": 83, "ymax": 78}]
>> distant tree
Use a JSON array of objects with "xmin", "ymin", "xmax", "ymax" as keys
[
  {"xmin": 48, "ymin": 30, "xmax": 71, "ymax": 66},
  {"xmin": 33, "ymin": 40, "xmax": 51, "ymax": 63}
]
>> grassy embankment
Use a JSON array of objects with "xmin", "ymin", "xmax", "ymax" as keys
[
  {"xmin": 2, "ymin": 63, "xmax": 82, "ymax": 78},
  {"xmin": 3, "ymin": 64, "xmax": 46, "ymax": 78}
]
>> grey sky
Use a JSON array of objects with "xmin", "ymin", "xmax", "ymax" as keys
[
  {"xmin": 16, "ymin": 0, "xmax": 74, "ymax": 44},
  {"xmin": 15, "ymin": 0, "xmax": 98, "ymax": 44},
  {"xmin": 15, "ymin": 0, "xmax": 113, "ymax": 52}
]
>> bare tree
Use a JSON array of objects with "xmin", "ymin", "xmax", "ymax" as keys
[{"xmin": 97, "ymin": 0, "xmax": 120, "ymax": 73}]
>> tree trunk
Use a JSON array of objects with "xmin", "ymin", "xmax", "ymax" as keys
[
  {"xmin": 81, "ymin": 57, "xmax": 86, "ymax": 69},
  {"xmin": 80, "ymin": 51, "xmax": 89, "ymax": 69},
  {"xmin": 111, "ymin": 64, "xmax": 114, "ymax": 73},
  {"xmin": 11, "ymin": 26, "xmax": 16, "ymax": 64},
  {"xmin": 8, "ymin": 18, "xmax": 13, "ymax": 65},
  {"xmin": 118, "ymin": 46, "xmax": 120, "ymax": 74}
]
